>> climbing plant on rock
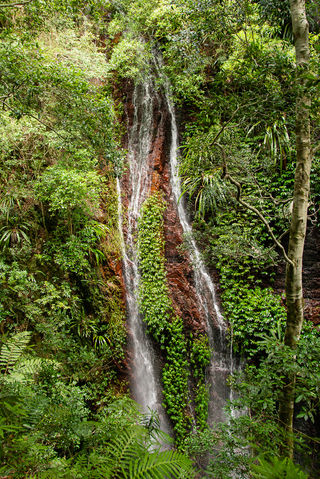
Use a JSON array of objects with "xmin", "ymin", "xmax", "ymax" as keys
[{"xmin": 138, "ymin": 193, "xmax": 190, "ymax": 444}]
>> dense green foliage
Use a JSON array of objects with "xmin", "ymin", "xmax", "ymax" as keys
[
  {"xmin": 1, "ymin": 391, "xmax": 194, "ymax": 478},
  {"xmin": 0, "ymin": 2, "xmax": 129, "ymax": 475},
  {"xmin": 189, "ymin": 334, "xmax": 210, "ymax": 430}
]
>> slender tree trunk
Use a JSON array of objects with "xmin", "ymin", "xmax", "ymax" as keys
[{"xmin": 279, "ymin": 0, "xmax": 311, "ymax": 458}]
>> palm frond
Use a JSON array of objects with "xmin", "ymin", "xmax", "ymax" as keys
[
  {"xmin": 0, "ymin": 222, "xmax": 31, "ymax": 249},
  {"xmin": 182, "ymin": 170, "xmax": 227, "ymax": 218},
  {"xmin": 262, "ymin": 116, "xmax": 291, "ymax": 171}
]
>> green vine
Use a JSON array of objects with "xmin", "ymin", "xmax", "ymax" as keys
[
  {"xmin": 138, "ymin": 193, "xmax": 190, "ymax": 444},
  {"xmin": 138, "ymin": 192, "xmax": 212, "ymax": 441}
]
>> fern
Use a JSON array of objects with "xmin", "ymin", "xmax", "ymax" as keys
[
  {"xmin": 251, "ymin": 456, "xmax": 308, "ymax": 478},
  {"xmin": 107, "ymin": 424, "xmax": 195, "ymax": 479},
  {"xmin": 128, "ymin": 449, "xmax": 195, "ymax": 479},
  {"xmin": 108, "ymin": 425, "xmax": 147, "ymax": 477},
  {"xmin": 0, "ymin": 331, "xmax": 31, "ymax": 372},
  {"xmin": 0, "ymin": 332, "xmax": 60, "ymax": 383},
  {"xmin": 4, "ymin": 357, "xmax": 59, "ymax": 384}
]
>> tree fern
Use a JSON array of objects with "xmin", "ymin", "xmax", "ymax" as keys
[
  {"xmin": 5, "ymin": 357, "xmax": 59, "ymax": 384},
  {"xmin": 0, "ymin": 332, "xmax": 60, "ymax": 383},
  {"xmin": 0, "ymin": 331, "xmax": 31, "ymax": 372}
]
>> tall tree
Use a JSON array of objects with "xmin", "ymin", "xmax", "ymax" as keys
[{"xmin": 279, "ymin": 0, "xmax": 312, "ymax": 458}]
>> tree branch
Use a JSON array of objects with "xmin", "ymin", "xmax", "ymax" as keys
[
  {"xmin": 209, "ymin": 96, "xmax": 274, "ymax": 149},
  {"xmin": 226, "ymin": 173, "xmax": 294, "ymax": 266},
  {"xmin": 209, "ymin": 105, "xmax": 241, "ymax": 146},
  {"xmin": 265, "ymin": 193, "xmax": 293, "ymax": 206},
  {"xmin": 312, "ymin": 142, "xmax": 320, "ymax": 156},
  {"xmin": 2, "ymin": 100, "xmax": 69, "ymax": 141},
  {"xmin": 216, "ymin": 142, "xmax": 295, "ymax": 267}
]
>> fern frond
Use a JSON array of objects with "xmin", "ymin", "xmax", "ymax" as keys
[
  {"xmin": 4, "ymin": 357, "xmax": 59, "ymax": 384},
  {"xmin": 108, "ymin": 425, "xmax": 148, "ymax": 477},
  {"xmin": 0, "ymin": 331, "xmax": 32, "ymax": 372},
  {"xmin": 128, "ymin": 449, "xmax": 195, "ymax": 479}
]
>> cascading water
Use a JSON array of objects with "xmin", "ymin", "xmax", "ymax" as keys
[
  {"xmin": 117, "ymin": 81, "xmax": 171, "ymax": 433},
  {"xmin": 161, "ymin": 78, "xmax": 235, "ymax": 425},
  {"xmin": 118, "ymin": 60, "xmax": 236, "ymax": 432}
]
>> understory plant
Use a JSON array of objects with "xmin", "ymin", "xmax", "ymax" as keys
[{"xmin": 0, "ymin": 3, "xmax": 128, "ymax": 473}]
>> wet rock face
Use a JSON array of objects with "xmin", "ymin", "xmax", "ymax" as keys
[
  {"xmin": 121, "ymin": 81, "xmax": 319, "ymax": 333},
  {"xmin": 161, "ymin": 159, "xmax": 205, "ymax": 333},
  {"xmin": 150, "ymin": 97, "xmax": 205, "ymax": 334},
  {"xmin": 122, "ymin": 84, "xmax": 205, "ymax": 335}
]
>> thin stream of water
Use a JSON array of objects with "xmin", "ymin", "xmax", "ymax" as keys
[
  {"xmin": 160, "ymin": 72, "xmax": 235, "ymax": 424},
  {"xmin": 117, "ymin": 82, "xmax": 171, "ymax": 434}
]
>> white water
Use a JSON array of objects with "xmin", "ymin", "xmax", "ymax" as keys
[
  {"xmin": 117, "ymin": 82, "xmax": 171, "ymax": 433},
  {"xmin": 161, "ymin": 78, "xmax": 235, "ymax": 424}
]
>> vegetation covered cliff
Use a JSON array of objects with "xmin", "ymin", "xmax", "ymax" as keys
[{"xmin": 0, "ymin": 1, "xmax": 319, "ymax": 478}]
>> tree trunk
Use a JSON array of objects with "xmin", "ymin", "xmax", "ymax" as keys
[{"xmin": 279, "ymin": 0, "xmax": 311, "ymax": 458}]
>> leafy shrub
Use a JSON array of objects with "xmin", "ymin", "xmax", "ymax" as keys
[
  {"xmin": 35, "ymin": 167, "xmax": 103, "ymax": 220},
  {"xmin": 222, "ymin": 283, "xmax": 286, "ymax": 358}
]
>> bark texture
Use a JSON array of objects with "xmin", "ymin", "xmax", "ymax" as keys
[{"xmin": 279, "ymin": 0, "xmax": 311, "ymax": 458}]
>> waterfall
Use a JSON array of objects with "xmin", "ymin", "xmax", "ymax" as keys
[
  {"xmin": 161, "ymin": 79, "xmax": 235, "ymax": 425},
  {"xmin": 117, "ymin": 82, "xmax": 171, "ymax": 433},
  {"xmin": 118, "ymin": 66, "xmax": 236, "ymax": 432}
]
